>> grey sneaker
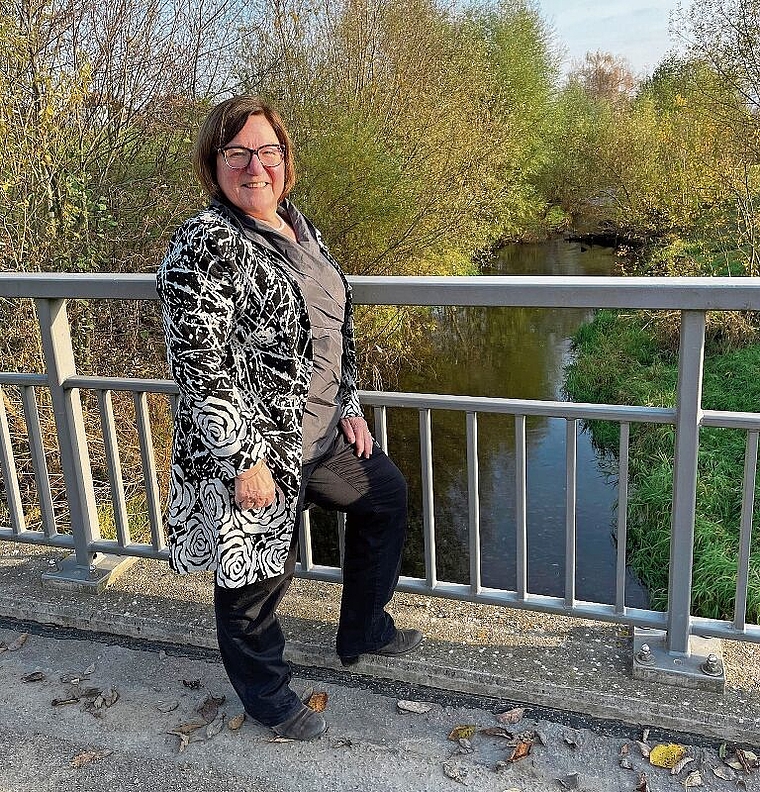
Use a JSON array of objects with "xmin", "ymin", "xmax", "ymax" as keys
[{"xmin": 271, "ymin": 704, "xmax": 328, "ymax": 740}]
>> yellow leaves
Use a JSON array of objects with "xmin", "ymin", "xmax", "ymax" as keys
[
  {"xmin": 649, "ymin": 743, "xmax": 687, "ymax": 769},
  {"xmin": 447, "ymin": 724, "xmax": 476, "ymax": 741}
]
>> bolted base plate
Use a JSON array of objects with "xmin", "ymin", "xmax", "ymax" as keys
[
  {"xmin": 41, "ymin": 553, "xmax": 138, "ymax": 595},
  {"xmin": 632, "ymin": 628, "xmax": 725, "ymax": 693}
]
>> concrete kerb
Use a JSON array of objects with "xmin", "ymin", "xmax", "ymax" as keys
[{"xmin": 2, "ymin": 543, "xmax": 760, "ymax": 746}]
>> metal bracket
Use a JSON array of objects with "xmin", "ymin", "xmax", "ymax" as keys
[
  {"xmin": 41, "ymin": 553, "xmax": 137, "ymax": 595},
  {"xmin": 632, "ymin": 628, "xmax": 725, "ymax": 693}
]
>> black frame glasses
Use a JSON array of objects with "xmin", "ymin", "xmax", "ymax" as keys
[{"xmin": 218, "ymin": 144, "xmax": 285, "ymax": 169}]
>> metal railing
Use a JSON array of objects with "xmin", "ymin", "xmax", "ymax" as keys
[{"xmin": 1, "ymin": 273, "xmax": 760, "ymax": 677}]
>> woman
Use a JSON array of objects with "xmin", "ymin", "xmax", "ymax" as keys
[{"xmin": 156, "ymin": 96, "xmax": 422, "ymax": 741}]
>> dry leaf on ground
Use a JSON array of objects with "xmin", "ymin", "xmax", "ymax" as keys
[
  {"xmin": 563, "ymin": 731, "xmax": 582, "ymax": 749},
  {"xmin": 508, "ymin": 740, "xmax": 532, "ymax": 763},
  {"xmin": 70, "ymin": 749, "xmax": 113, "ymax": 768},
  {"xmin": 397, "ymin": 700, "xmax": 432, "ymax": 714},
  {"xmin": 683, "ymin": 770, "xmax": 703, "ymax": 788},
  {"xmin": 182, "ymin": 679, "xmax": 202, "ymax": 689},
  {"xmin": 620, "ymin": 758, "xmax": 634, "ymax": 770},
  {"xmin": 496, "ymin": 707, "xmax": 525, "ymax": 725},
  {"xmin": 447, "ymin": 724, "xmax": 476, "ymax": 741},
  {"xmin": 228, "ymin": 713, "xmax": 246, "ymax": 731},
  {"xmin": 156, "ymin": 700, "xmax": 179, "ymax": 713},
  {"xmin": 557, "ymin": 772, "xmax": 580, "ymax": 789},
  {"xmin": 167, "ymin": 720, "xmax": 206, "ymax": 736},
  {"xmin": 21, "ymin": 671, "xmax": 45, "ymax": 683},
  {"xmin": 52, "ymin": 697, "xmax": 80, "ymax": 706},
  {"xmin": 479, "ymin": 726, "xmax": 513, "ymax": 739},
  {"xmin": 635, "ymin": 741, "xmax": 651, "ymax": 758},
  {"xmin": 442, "ymin": 761, "xmax": 468, "ymax": 785},
  {"xmin": 671, "ymin": 756, "xmax": 694, "ymax": 775},
  {"xmin": 205, "ymin": 713, "xmax": 226, "ymax": 738},
  {"xmin": 196, "ymin": 694, "xmax": 226, "ymax": 723},
  {"xmin": 83, "ymin": 663, "xmax": 95, "ymax": 676},
  {"xmin": 7, "ymin": 633, "xmax": 28, "ymax": 651},
  {"xmin": 635, "ymin": 772, "xmax": 651, "ymax": 792},
  {"xmin": 712, "ymin": 765, "xmax": 736, "ymax": 781},
  {"xmin": 649, "ymin": 743, "xmax": 686, "ymax": 769},
  {"xmin": 306, "ymin": 692, "xmax": 328, "ymax": 712}
]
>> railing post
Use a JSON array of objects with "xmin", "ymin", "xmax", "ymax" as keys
[
  {"xmin": 35, "ymin": 299, "xmax": 132, "ymax": 592},
  {"xmin": 632, "ymin": 309, "xmax": 724, "ymax": 691}
]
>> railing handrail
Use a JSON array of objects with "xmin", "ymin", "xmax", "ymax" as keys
[{"xmin": 3, "ymin": 272, "xmax": 760, "ymax": 310}]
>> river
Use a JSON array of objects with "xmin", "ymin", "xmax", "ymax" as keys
[{"xmin": 313, "ymin": 239, "xmax": 649, "ymax": 607}]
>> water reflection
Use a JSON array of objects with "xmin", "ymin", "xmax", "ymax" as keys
[{"xmin": 393, "ymin": 240, "xmax": 648, "ymax": 607}]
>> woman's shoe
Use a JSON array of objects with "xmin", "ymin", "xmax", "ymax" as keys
[
  {"xmin": 271, "ymin": 703, "xmax": 328, "ymax": 740},
  {"xmin": 340, "ymin": 628, "xmax": 423, "ymax": 667}
]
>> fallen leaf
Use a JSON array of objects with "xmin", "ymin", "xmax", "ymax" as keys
[
  {"xmin": 719, "ymin": 742, "xmax": 727, "ymax": 760},
  {"xmin": 21, "ymin": 671, "xmax": 45, "ymax": 683},
  {"xmin": 52, "ymin": 697, "xmax": 80, "ymax": 706},
  {"xmin": 70, "ymin": 749, "xmax": 113, "ymax": 768},
  {"xmin": 726, "ymin": 757, "xmax": 745, "ymax": 771},
  {"xmin": 738, "ymin": 749, "xmax": 759, "ymax": 769},
  {"xmin": 196, "ymin": 694, "xmax": 226, "ymax": 723},
  {"xmin": 59, "ymin": 673, "xmax": 80, "ymax": 684},
  {"xmin": 508, "ymin": 740, "xmax": 532, "ymax": 763},
  {"xmin": 267, "ymin": 735, "xmax": 295, "ymax": 743},
  {"xmin": 649, "ymin": 743, "xmax": 686, "ymax": 769},
  {"xmin": 453, "ymin": 738, "xmax": 473, "ymax": 755},
  {"xmin": 182, "ymin": 679, "xmax": 202, "ymax": 690},
  {"xmin": 156, "ymin": 700, "xmax": 179, "ymax": 713},
  {"xmin": 683, "ymin": 770, "xmax": 703, "ymax": 788},
  {"xmin": 642, "ymin": 728, "xmax": 650, "ymax": 742},
  {"xmin": 635, "ymin": 741, "xmax": 651, "ymax": 757},
  {"xmin": 101, "ymin": 688, "xmax": 118, "ymax": 707},
  {"xmin": 620, "ymin": 758, "xmax": 634, "ymax": 770},
  {"xmin": 671, "ymin": 756, "xmax": 694, "ymax": 775},
  {"xmin": 306, "ymin": 692, "xmax": 328, "ymax": 713},
  {"xmin": 76, "ymin": 686, "xmax": 103, "ymax": 699},
  {"xmin": 7, "ymin": 633, "xmax": 28, "ymax": 651},
  {"xmin": 636, "ymin": 772, "xmax": 651, "ymax": 792},
  {"xmin": 563, "ymin": 731, "xmax": 582, "ymax": 749},
  {"xmin": 332, "ymin": 738, "xmax": 353, "ymax": 748},
  {"xmin": 228, "ymin": 713, "xmax": 246, "ymax": 731},
  {"xmin": 442, "ymin": 761, "xmax": 468, "ymax": 785},
  {"xmin": 205, "ymin": 713, "xmax": 226, "ymax": 738},
  {"xmin": 478, "ymin": 726, "xmax": 513, "ymax": 739},
  {"xmin": 174, "ymin": 733, "xmax": 191, "ymax": 753},
  {"xmin": 712, "ymin": 766, "xmax": 736, "ymax": 781},
  {"xmin": 83, "ymin": 663, "xmax": 95, "ymax": 676},
  {"xmin": 619, "ymin": 743, "xmax": 630, "ymax": 756},
  {"xmin": 167, "ymin": 720, "xmax": 206, "ymax": 736},
  {"xmin": 496, "ymin": 707, "xmax": 525, "ymax": 725},
  {"xmin": 397, "ymin": 700, "xmax": 432, "ymax": 714},
  {"xmin": 558, "ymin": 772, "xmax": 580, "ymax": 789},
  {"xmin": 448, "ymin": 724, "xmax": 476, "ymax": 741}
]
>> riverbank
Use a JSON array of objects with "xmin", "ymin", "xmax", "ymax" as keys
[{"xmin": 565, "ymin": 309, "xmax": 760, "ymax": 621}]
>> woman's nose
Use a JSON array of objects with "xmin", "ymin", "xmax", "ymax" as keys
[{"xmin": 245, "ymin": 154, "xmax": 266, "ymax": 175}]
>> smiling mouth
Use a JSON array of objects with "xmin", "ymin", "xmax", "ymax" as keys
[{"xmin": 243, "ymin": 181, "xmax": 269, "ymax": 188}]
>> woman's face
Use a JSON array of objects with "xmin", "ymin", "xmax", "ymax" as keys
[{"xmin": 216, "ymin": 114, "xmax": 285, "ymax": 222}]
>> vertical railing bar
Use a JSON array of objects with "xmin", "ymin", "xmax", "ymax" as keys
[
  {"xmin": 614, "ymin": 422, "xmax": 631, "ymax": 614},
  {"xmin": 21, "ymin": 385, "xmax": 57, "ymax": 537},
  {"xmin": 515, "ymin": 414, "xmax": 528, "ymax": 600},
  {"xmin": 169, "ymin": 393, "xmax": 178, "ymax": 420},
  {"xmin": 299, "ymin": 509, "xmax": 313, "ymax": 572},
  {"xmin": 133, "ymin": 392, "xmax": 165, "ymax": 551},
  {"xmin": 0, "ymin": 385, "xmax": 27, "ymax": 535},
  {"xmin": 419, "ymin": 408, "xmax": 437, "ymax": 589},
  {"xmin": 667, "ymin": 310, "xmax": 706, "ymax": 655},
  {"xmin": 734, "ymin": 430, "xmax": 758, "ymax": 631},
  {"xmin": 35, "ymin": 298, "xmax": 100, "ymax": 568},
  {"xmin": 337, "ymin": 511, "xmax": 346, "ymax": 572},
  {"xmin": 565, "ymin": 418, "xmax": 577, "ymax": 609},
  {"xmin": 373, "ymin": 405, "xmax": 388, "ymax": 453},
  {"xmin": 98, "ymin": 390, "xmax": 131, "ymax": 547},
  {"xmin": 466, "ymin": 411, "xmax": 481, "ymax": 596}
]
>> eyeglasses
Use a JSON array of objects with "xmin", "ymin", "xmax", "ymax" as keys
[{"xmin": 218, "ymin": 144, "xmax": 285, "ymax": 169}]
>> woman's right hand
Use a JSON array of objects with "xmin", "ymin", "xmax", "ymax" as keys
[{"xmin": 235, "ymin": 460, "xmax": 276, "ymax": 510}]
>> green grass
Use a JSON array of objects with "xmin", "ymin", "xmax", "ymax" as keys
[{"xmin": 566, "ymin": 310, "xmax": 760, "ymax": 621}]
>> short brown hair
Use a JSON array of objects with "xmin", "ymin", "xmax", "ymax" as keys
[{"xmin": 192, "ymin": 96, "xmax": 296, "ymax": 202}]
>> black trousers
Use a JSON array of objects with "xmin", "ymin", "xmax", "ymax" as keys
[{"xmin": 213, "ymin": 432, "xmax": 408, "ymax": 726}]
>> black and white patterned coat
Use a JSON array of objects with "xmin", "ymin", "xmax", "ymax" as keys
[{"xmin": 156, "ymin": 202, "xmax": 362, "ymax": 587}]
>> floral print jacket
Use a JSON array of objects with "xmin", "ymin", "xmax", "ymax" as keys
[{"xmin": 156, "ymin": 202, "xmax": 362, "ymax": 587}]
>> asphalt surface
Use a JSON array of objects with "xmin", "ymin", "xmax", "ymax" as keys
[{"xmin": 1, "ymin": 543, "xmax": 760, "ymax": 791}]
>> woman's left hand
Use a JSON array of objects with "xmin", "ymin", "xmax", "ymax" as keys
[{"xmin": 340, "ymin": 416, "xmax": 374, "ymax": 459}]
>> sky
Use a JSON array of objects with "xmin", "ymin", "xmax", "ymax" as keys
[{"xmin": 538, "ymin": 1, "xmax": 682, "ymax": 77}]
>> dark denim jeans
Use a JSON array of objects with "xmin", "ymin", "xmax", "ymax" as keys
[{"xmin": 214, "ymin": 432, "xmax": 407, "ymax": 726}]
